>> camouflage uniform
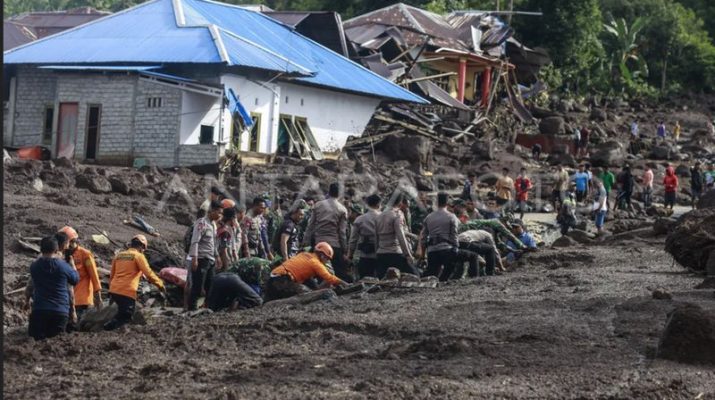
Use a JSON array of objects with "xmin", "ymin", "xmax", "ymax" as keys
[
  {"xmin": 242, "ymin": 210, "xmax": 269, "ymax": 258},
  {"xmin": 227, "ymin": 257, "xmax": 274, "ymax": 288},
  {"xmin": 458, "ymin": 219, "xmax": 525, "ymax": 252},
  {"xmin": 409, "ymin": 201, "xmax": 431, "ymax": 235}
]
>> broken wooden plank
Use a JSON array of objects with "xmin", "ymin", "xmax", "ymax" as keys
[
  {"xmin": 402, "ymin": 71, "xmax": 457, "ymax": 84},
  {"xmin": 373, "ymin": 114, "xmax": 449, "ymax": 143},
  {"xmin": 123, "ymin": 220, "xmax": 161, "ymax": 237},
  {"xmin": 16, "ymin": 238, "xmax": 40, "ymax": 254}
]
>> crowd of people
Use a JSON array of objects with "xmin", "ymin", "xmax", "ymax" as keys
[{"xmin": 24, "ymin": 179, "xmax": 547, "ymax": 340}]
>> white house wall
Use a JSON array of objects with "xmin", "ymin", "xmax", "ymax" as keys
[
  {"xmin": 179, "ymin": 91, "xmax": 221, "ymax": 145},
  {"xmin": 279, "ymin": 82, "xmax": 381, "ymax": 152},
  {"xmin": 220, "ymin": 74, "xmax": 277, "ymax": 153},
  {"xmin": 221, "ymin": 73, "xmax": 380, "ymax": 154}
]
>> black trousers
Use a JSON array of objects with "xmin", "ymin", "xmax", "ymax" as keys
[
  {"xmin": 331, "ymin": 247, "xmax": 353, "ymax": 283},
  {"xmin": 356, "ymin": 257, "xmax": 378, "ymax": 279},
  {"xmin": 103, "ymin": 293, "xmax": 135, "ymax": 331},
  {"xmin": 453, "ymin": 248, "xmax": 480, "ymax": 279},
  {"xmin": 28, "ymin": 310, "xmax": 68, "ymax": 340},
  {"xmin": 206, "ymin": 273, "xmax": 263, "ymax": 311},
  {"xmin": 189, "ymin": 258, "xmax": 215, "ymax": 311},
  {"xmin": 376, "ymin": 253, "xmax": 420, "ymax": 279},
  {"xmin": 459, "ymin": 241, "xmax": 497, "ymax": 276},
  {"xmin": 264, "ymin": 275, "xmax": 310, "ymax": 302},
  {"xmin": 425, "ymin": 248, "xmax": 458, "ymax": 281}
]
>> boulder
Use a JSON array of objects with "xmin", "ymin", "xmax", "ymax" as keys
[
  {"xmin": 469, "ymin": 139, "xmax": 495, "ymax": 161},
  {"xmin": 665, "ymin": 207, "xmax": 715, "ymax": 272},
  {"xmin": 573, "ymin": 102, "xmax": 589, "ymax": 113},
  {"xmin": 589, "ymin": 140, "xmax": 626, "ymax": 167},
  {"xmin": 54, "ymin": 157, "xmax": 75, "ymax": 169},
  {"xmin": 547, "ymin": 152, "xmax": 576, "ymax": 167},
  {"xmin": 590, "ymin": 108, "xmax": 607, "ymax": 122},
  {"xmin": 657, "ymin": 303, "xmax": 715, "ymax": 365},
  {"xmin": 650, "ymin": 144, "xmax": 679, "ymax": 160},
  {"xmin": 75, "ymin": 174, "xmax": 112, "ymax": 194},
  {"xmin": 556, "ymin": 99, "xmax": 573, "ymax": 113},
  {"xmin": 552, "ymin": 235, "xmax": 577, "ymax": 248},
  {"xmin": 539, "ymin": 116, "xmax": 566, "ymax": 135},
  {"xmin": 109, "ymin": 177, "xmax": 132, "ymax": 195},
  {"xmin": 674, "ymin": 165, "xmax": 690, "ymax": 177},
  {"xmin": 651, "ymin": 288, "xmax": 672, "ymax": 300},
  {"xmin": 374, "ymin": 134, "xmax": 433, "ymax": 168}
]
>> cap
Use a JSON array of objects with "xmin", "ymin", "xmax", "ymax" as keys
[
  {"xmin": 220, "ymin": 199, "xmax": 236, "ymax": 209},
  {"xmin": 509, "ymin": 219, "xmax": 524, "ymax": 228}
]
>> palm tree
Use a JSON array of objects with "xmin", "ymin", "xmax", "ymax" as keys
[{"xmin": 603, "ymin": 17, "xmax": 649, "ymax": 88}]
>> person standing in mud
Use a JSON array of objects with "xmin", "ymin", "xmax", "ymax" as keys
[
  {"xmin": 216, "ymin": 206, "xmax": 239, "ymax": 270},
  {"xmin": 375, "ymin": 193, "xmax": 418, "ymax": 278},
  {"xmin": 663, "ymin": 166, "xmax": 679, "ymax": 210},
  {"xmin": 690, "ymin": 162, "xmax": 704, "ymax": 209},
  {"xmin": 462, "ymin": 172, "xmax": 477, "ymax": 201},
  {"xmin": 419, "ymin": 192, "xmax": 461, "ymax": 281},
  {"xmin": 348, "ymin": 194, "xmax": 381, "ymax": 278},
  {"xmin": 243, "ymin": 197, "xmax": 273, "ymax": 260},
  {"xmin": 495, "ymin": 168, "xmax": 514, "ymax": 210},
  {"xmin": 641, "ymin": 165, "xmax": 654, "ymax": 208},
  {"xmin": 60, "ymin": 226, "xmax": 102, "ymax": 321},
  {"xmin": 104, "ymin": 235, "xmax": 165, "ymax": 330},
  {"xmin": 26, "ymin": 236, "xmax": 79, "ymax": 340},
  {"xmin": 302, "ymin": 183, "xmax": 351, "ymax": 282},
  {"xmin": 614, "ymin": 165, "xmax": 635, "ymax": 211},
  {"xmin": 571, "ymin": 164, "xmax": 590, "ymax": 205},
  {"xmin": 593, "ymin": 179, "xmax": 608, "ymax": 235},
  {"xmin": 598, "ymin": 166, "xmax": 615, "ymax": 205},
  {"xmin": 557, "ymin": 191, "xmax": 578, "ymax": 235},
  {"xmin": 552, "ymin": 163, "xmax": 570, "ymax": 212},
  {"xmin": 272, "ymin": 206, "xmax": 305, "ymax": 261},
  {"xmin": 514, "ymin": 168, "xmax": 532, "ymax": 220},
  {"xmin": 657, "ymin": 121, "xmax": 667, "ymax": 141},
  {"xmin": 673, "ymin": 121, "xmax": 681, "ymax": 142},
  {"xmin": 187, "ymin": 201, "xmax": 223, "ymax": 311}
]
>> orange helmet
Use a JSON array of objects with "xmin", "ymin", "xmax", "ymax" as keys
[
  {"xmin": 220, "ymin": 199, "xmax": 236, "ymax": 209},
  {"xmin": 314, "ymin": 242, "xmax": 334, "ymax": 259},
  {"xmin": 132, "ymin": 234, "xmax": 148, "ymax": 248},
  {"xmin": 58, "ymin": 226, "xmax": 78, "ymax": 241}
]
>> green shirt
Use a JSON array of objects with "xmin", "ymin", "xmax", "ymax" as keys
[{"xmin": 599, "ymin": 171, "xmax": 615, "ymax": 193}]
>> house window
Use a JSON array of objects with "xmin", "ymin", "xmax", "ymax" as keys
[
  {"xmin": 199, "ymin": 125, "xmax": 214, "ymax": 144},
  {"xmin": 249, "ymin": 113, "xmax": 261, "ymax": 152},
  {"xmin": 147, "ymin": 97, "xmax": 162, "ymax": 108},
  {"xmin": 42, "ymin": 106, "xmax": 54, "ymax": 144}
]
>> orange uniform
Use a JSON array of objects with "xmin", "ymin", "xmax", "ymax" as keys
[
  {"xmin": 271, "ymin": 252, "xmax": 341, "ymax": 286},
  {"xmin": 109, "ymin": 248, "xmax": 164, "ymax": 299},
  {"xmin": 72, "ymin": 246, "xmax": 102, "ymax": 306}
]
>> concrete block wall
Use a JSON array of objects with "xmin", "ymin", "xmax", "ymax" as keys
[
  {"xmin": 11, "ymin": 66, "xmax": 56, "ymax": 147},
  {"xmin": 56, "ymin": 72, "xmax": 136, "ymax": 164},
  {"xmin": 132, "ymin": 78, "xmax": 182, "ymax": 167},
  {"xmin": 177, "ymin": 144, "xmax": 219, "ymax": 166}
]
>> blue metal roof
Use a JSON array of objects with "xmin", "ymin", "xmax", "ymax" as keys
[
  {"xmin": 3, "ymin": 0, "xmax": 426, "ymax": 103},
  {"xmin": 38, "ymin": 65, "xmax": 161, "ymax": 71}
]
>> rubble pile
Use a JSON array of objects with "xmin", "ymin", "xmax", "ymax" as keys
[
  {"xmin": 665, "ymin": 208, "xmax": 715, "ymax": 273},
  {"xmin": 657, "ymin": 303, "xmax": 715, "ymax": 365}
]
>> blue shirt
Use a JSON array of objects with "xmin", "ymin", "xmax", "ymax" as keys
[
  {"xmin": 506, "ymin": 232, "xmax": 537, "ymax": 261},
  {"xmin": 572, "ymin": 172, "xmax": 590, "ymax": 192},
  {"xmin": 30, "ymin": 257, "xmax": 79, "ymax": 314}
]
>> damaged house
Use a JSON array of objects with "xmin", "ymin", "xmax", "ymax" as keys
[{"xmin": 3, "ymin": 0, "xmax": 424, "ymax": 167}]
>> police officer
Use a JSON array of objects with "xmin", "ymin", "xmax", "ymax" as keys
[
  {"xmin": 419, "ymin": 192, "xmax": 461, "ymax": 281},
  {"xmin": 375, "ymin": 192, "xmax": 418, "ymax": 278},
  {"xmin": 347, "ymin": 194, "xmax": 381, "ymax": 278}
]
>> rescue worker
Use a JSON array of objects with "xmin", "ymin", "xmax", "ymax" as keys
[
  {"xmin": 557, "ymin": 190, "xmax": 578, "ymax": 235},
  {"xmin": 104, "ymin": 235, "xmax": 165, "ymax": 331},
  {"xmin": 457, "ymin": 229, "xmax": 502, "ymax": 276},
  {"xmin": 505, "ymin": 220, "xmax": 538, "ymax": 264},
  {"xmin": 188, "ymin": 200, "xmax": 222, "ymax": 311},
  {"xmin": 206, "ymin": 272, "xmax": 263, "ymax": 312},
  {"xmin": 216, "ymin": 206, "xmax": 239, "ymax": 269},
  {"xmin": 60, "ymin": 226, "xmax": 102, "ymax": 320},
  {"xmin": 272, "ymin": 206, "xmax": 305, "ymax": 260},
  {"xmin": 264, "ymin": 242, "xmax": 346, "ymax": 301},
  {"xmin": 375, "ymin": 193, "xmax": 418, "ymax": 278},
  {"xmin": 27, "ymin": 236, "xmax": 79, "ymax": 340},
  {"xmin": 419, "ymin": 192, "xmax": 461, "ymax": 281},
  {"xmin": 347, "ymin": 194, "xmax": 381, "ymax": 278},
  {"xmin": 464, "ymin": 199, "xmax": 482, "ymax": 220},
  {"xmin": 301, "ymin": 183, "xmax": 351, "ymax": 282}
]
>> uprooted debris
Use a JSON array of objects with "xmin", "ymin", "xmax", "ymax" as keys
[{"xmin": 665, "ymin": 208, "xmax": 715, "ymax": 272}]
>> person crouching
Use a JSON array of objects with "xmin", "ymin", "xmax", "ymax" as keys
[
  {"xmin": 264, "ymin": 242, "xmax": 346, "ymax": 302},
  {"xmin": 104, "ymin": 235, "xmax": 166, "ymax": 331}
]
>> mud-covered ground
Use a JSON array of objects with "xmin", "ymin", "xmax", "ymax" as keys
[{"xmin": 4, "ymin": 229, "xmax": 715, "ymax": 398}]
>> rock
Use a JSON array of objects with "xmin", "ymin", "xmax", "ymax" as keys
[
  {"xmin": 698, "ymin": 190, "xmax": 715, "ymax": 209},
  {"xmin": 173, "ymin": 210, "xmax": 194, "ymax": 226},
  {"xmin": 646, "ymin": 205, "xmax": 673, "ymax": 217},
  {"xmin": 657, "ymin": 303, "xmax": 715, "ymax": 365},
  {"xmin": 547, "ymin": 152, "xmax": 576, "ymax": 167},
  {"xmin": 552, "ymin": 235, "xmax": 577, "ymax": 247},
  {"xmin": 539, "ymin": 116, "xmax": 565, "ymax": 135},
  {"xmin": 530, "ymin": 106, "xmax": 560, "ymax": 119},
  {"xmin": 674, "ymin": 165, "xmax": 690, "ymax": 177},
  {"xmin": 652, "ymin": 288, "xmax": 672, "ymax": 300},
  {"xmin": 469, "ymin": 139, "xmax": 495, "ymax": 161},
  {"xmin": 54, "ymin": 157, "xmax": 75, "ymax": 169},
  {"xmin": 76, "ymin": 174, "xmax": 112, "ymax": 194},
  {"xmin": 109, "ymin": 177, "xmax": 132, "ymax": 195},
  {"xmin": 695, "ymin": 277, "xmax": 715, "ymax": 289},
  {"xmin": 32, "ymin": 178, "xmax": 43, "ymax": 192},
  {"xmin": 650, "ymin": 145, "xmax": 678, "ymax": 160},
  {"xmin": 3, "ymin": 149, "xmax": 11, "ymax": 163},
  {"xmin": 589, "ymin": 140, "xmax": 626, "ymax": 167},
  {"xmin": 385, "ymin": 267, "xmax": 401, "ymax": 280},
  {"xmin": 665, "ymin": 208, "xmax": 715, "ymax": 272},
  {"xmin": 653, "ymin": 217, "xmax": 677, "ymax": 235},
  {"xmin": 590, "ymin": 108, "xmax": 607, "ymax": 122},
  {"xmin": 566, "ymin": 229, "xmax": 595, "ymax": 244},
  {"xmin": 556, "ymin": 99, "xmax": 573, "ymax": 113},
  {"xmin": 374, "ymin": 134, "xmax": 433, "ymax": 169},
  {"xmin": 573, "ymin": 102, "xmax": 589, "ymax": 113}
]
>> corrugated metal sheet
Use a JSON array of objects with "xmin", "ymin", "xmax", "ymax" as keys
[
  {"xmin": 3, "ymin": 21, "xmax": 37, "ymax": 51},
  {"xmin": 38, "ymin": 65, "xmax": 160, "ymax": 71},
  {"xmin": 180, "ymin": 0, "xmax": 425, "ymax": 102},
  {"xmin": 4, "ymin": 0, "xmax": 425, "ymax": 103}
]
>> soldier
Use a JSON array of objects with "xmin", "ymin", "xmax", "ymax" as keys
[
  {"xmin": 242, "ymin": 197, "xmax": 273, "ymax": 260},
  {"xmin": 272, "ymin": 206, "xmax": 305, "ymax": 260},
  {"xmin": 347, "ymin": 194, "xmax": 381, "ymax": 279}
]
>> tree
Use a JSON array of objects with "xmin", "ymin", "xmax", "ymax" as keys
[{"xmin": 602, "ymin": 17, "xmax": 648, "ymax": 91}]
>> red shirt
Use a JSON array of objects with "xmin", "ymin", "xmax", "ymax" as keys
[
  {"xmin": 663, "ymin": 175, "xmax": 678, "ymax": 193},
  {"xmin": 514, "ymin": 177, "xmax": 532, "ymax": 201}
]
